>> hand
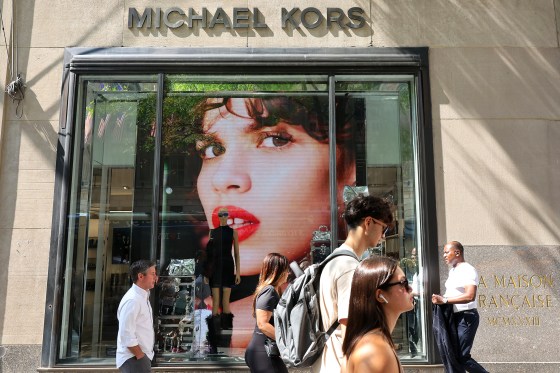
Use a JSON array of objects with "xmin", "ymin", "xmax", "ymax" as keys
[
  {"xmin": 431, "ymin": 294, "xmax": 444, "ymax": 304},
  {"xmin": 235, "ymin": 274, "xmax": 241, "ymax": 285},
  {"xmin": 203, "ymin": 276, "xmax": 209, "ymax": 284},
  {"xmin": 136, "ymin": 352, "xmax": 146, "ymax": 360}
]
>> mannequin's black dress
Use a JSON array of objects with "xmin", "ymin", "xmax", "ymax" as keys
[{"xmin": 206, "ymin": 225, "xmax": 235, "ymax": 288}]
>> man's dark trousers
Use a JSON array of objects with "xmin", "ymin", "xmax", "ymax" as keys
[
  {"xmin": 455, "ymin": 309, "xmax": 488, "ymax": 373},
  {"xmin": 119, "ymin": 356, "xmax": 151, "ymax": 373}
]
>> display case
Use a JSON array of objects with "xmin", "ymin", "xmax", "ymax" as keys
[
  {"xmin": 155, "ymin": 275, "xmax": 195, "ymax": 355},
  {"xmin": 154, "ymin": 258, "xmax": 212, "ymax": 363},
  {"xmin": 310, "ymin": 225, "xmax": 332, "ymax": 264}
]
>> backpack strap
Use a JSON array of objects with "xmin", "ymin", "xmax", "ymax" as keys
[
  {"xmin": 325, "ymin": 249, "xmax": 359, "ymax": 263},
  {"xmin": 325, "ymin": 319, "xmax": 340, "ymax": 340},
  {"xmin": 314, "ymin": 249, "xmax": 359, "ymax": 284},
  {"xmin": 319, "ymin": 248, "xmax": 360, "ymax": 340}
]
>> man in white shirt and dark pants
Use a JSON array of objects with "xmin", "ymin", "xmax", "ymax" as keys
[
  {"xmin": 432, "ymin": 241, "xmax": 488, "ymax": 373},
  {"xmin": 117, "ymin": 260, "xmax": 157, "ymax": 372}
]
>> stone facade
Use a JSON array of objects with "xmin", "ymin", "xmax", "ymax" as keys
[{"xmin": 0, "ymin": 0, "xmax": 559, "ymax": 371}]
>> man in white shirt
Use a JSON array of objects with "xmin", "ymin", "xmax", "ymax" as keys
[
  {"xmin": 117, "ymin": 260, "xmax": 157, "ymax": 372},
  {"xmin": 313, "ymin": 194, "xmax": 393, "ymax": 373},
  {"xmin": 432, "ymin": 241, "xmax": 488, "ymax": 373}
]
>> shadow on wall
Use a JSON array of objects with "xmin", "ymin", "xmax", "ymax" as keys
[
  {"xmin": 371, "ymin": 0, "xmax": 560, "ymax": 246},
  {"xmin": 431, "ymin": 45, "xmax": 560, "ymax": 246},
  {"xmin": 0, "ymin": 0, "xmax": 126, "ymax": 354}
]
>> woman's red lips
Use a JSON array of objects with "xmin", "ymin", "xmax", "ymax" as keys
[{"xmin": 212, "ymin": 206, "xmax": 260, "ymax": 242}]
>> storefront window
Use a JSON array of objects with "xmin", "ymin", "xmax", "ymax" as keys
[
  {"xmin": 52, "ymin": 52, "xmax": 432, "ymax": 367},
  {"xmin": 335, "ymin": 76, "xmax": 425, "ymax": 360},
  {"xmin": 59, "ymin": 76, "xmax": 158, "ymax": 362}
]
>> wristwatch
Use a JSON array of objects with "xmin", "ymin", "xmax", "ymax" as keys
[{"xmin": 443, "ymin": 297, "xmax": 448, "ymax": 304}]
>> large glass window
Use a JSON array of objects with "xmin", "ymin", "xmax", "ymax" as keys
[
  {"xmin": 55, "ymin": 66, "xmax": 430, "ymax": 366},
  {"xmin": 335, "ymin": 76, "xmax": 426, "ymax": 361},
  {"xmin": 59, "ymin": 76, "xmax": 158, "ymax": 363}
]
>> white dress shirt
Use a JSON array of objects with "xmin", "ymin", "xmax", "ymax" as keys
[
  {"xmin": 116, "ymin": 283, "xmax": 155, "ymax": 368},
  {"xmin": 444, "ymin": 262, "xmax": 479, "ymax": 313}
]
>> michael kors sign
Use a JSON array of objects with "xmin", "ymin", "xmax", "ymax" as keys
[{"xmin": 128, "ymin": 7, "xmax": 367, "ymax": 31}]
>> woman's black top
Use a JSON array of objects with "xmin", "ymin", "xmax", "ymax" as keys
[
  {"xmin": 245, "ymin": 285, "xmax": 288, "ymax": 373},
  {"xmin": 253, "ymin": 286, "xmax": 279, "ymax": 332}
]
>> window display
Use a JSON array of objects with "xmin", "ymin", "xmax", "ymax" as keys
[{"xmin": 55, "ymin": 69, "xmax": 428, "ymax": 367}]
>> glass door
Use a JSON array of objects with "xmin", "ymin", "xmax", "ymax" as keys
[{"xmin": 59, "ymin": 76, "xmax": 158, "ymax": 362}]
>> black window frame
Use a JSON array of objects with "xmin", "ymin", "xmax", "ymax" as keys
[{"xmin": 42, "ymin": 47, "xmax": 439, "ymax": 368}]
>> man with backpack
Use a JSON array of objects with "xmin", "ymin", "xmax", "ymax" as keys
[{"xmin": 312, "ymin": 194, "xmax": 393, "ymax": 372}]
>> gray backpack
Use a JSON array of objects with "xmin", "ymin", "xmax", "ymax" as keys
[{"xmin": 273, "ymin": 250, "xmax": 358, "ymax": 368}]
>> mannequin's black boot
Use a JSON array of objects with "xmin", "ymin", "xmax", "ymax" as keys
[
  {"xmin": 205, "ymin": 315, "xmax": 221, "ymax": 354},
  {"xmin": 219, "ymin": 329, "xmax": 232, "ymax": 349},
  {"xmin": 221, "ymin": 313, "xmax": 234, "ymax": 330}
]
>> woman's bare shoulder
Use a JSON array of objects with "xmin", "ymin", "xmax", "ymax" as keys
[{"xmin": 347, "ymin": 332, "xmax": 398, "ymax": 373}]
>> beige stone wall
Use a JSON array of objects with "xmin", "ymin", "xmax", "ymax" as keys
[
  {"xmin": 0, "ymin": 0, "xmax": 12, "ymax": 349},
  {"xmin": 1, "ymin": 0, "xmax": 559, "ymax": 350},
  {"xmin": 431, "ymin": 47, "xmax": 560, "ymax": 245}
]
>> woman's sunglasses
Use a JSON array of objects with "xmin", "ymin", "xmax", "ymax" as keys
[
  {"xmin": 380, "ymin": 279, "xmax": 411, "ymax": 292},
  {"xmin": 218, "ymin": 212, "xmax": 229, "ymax": 217}
]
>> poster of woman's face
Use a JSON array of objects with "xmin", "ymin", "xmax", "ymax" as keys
[
  {"xmin": 161, "ymin": 93, "xmax": 361, "ymax": 346},
  {"xmin": 197, "ymin": 97, "xmax": 334, "ymax": 274}
]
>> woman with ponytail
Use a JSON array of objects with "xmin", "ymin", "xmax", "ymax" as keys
[{"xmin": 244, "ymin": 253, "xmax": 289, "ymax": 373}]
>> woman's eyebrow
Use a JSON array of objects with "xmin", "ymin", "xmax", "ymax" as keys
[
  {"xmin": 244, "ymin": 121, "xmax": 262, "ymax": 133},
  {"xmin": 245, "ymin": 120, "xmax": 280, "ymax": 133},
  {"xmin": 247, "ymin": 117, "xmax": 297, "ymax": 133},
  {"xmin": 195, "ymin": 132, "xmax": 220, "ymax": 146}
]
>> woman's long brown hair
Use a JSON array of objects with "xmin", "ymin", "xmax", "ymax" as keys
[
  {"xmin": 342, "ymin": 256, "xmax": 399, "ymax": 357},
  {"xmin": 251, "ymin": 252, "xmax": 289, "ymax": 317}
]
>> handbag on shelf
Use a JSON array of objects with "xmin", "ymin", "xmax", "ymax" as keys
[
  {"xmin": 343, "ymin": 185, "xmax": 369, "ymax": 204},
  {"xmin": 311, "ymin": 225, "xmax": 330, "ymax": 242},
  {"xmin": 195, "ymin": 274, "xmax": 211, "ymax": 300},
  {"xmin": 264, "ymin": 338, "xmax": 280, "ymax": 357},
  {"xmin": 311, "ymin": 226, "xmax": 331, "ymax": 264},
  {"xmin": 159, "ymin": 278, "xmax": 179, "ymax": 315},
  {"xmin": 167, "ymin": 258, "xmax": 196, "ymax": 276}
]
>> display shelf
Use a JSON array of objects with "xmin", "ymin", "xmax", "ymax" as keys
[
  {"xmin": 159, "ymin": 315, "xmax": 194, "ymax": 320},
  {"xmin": 158, "ymin": 323, "xmax": 195, "ymax": 328},
  {"xmin": 155, "ymin": 268, "xmax": 197, "ymax": 360}
]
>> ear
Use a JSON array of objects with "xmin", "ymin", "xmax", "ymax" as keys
[{"xmin": 375, "ymin": 289, "xmax": 385, "ymax": 304}]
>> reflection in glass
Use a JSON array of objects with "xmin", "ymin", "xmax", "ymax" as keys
[
  {"xmin": 59, "ymin": 77, "xmax": 157, "ymax": 362},
  {"xmin": 335, "ymin": 77, "xmax": 425, "ymax": 360},
  {"xmin": 58, "ymin": 73, "xmax": 426, "ymax": 366}
]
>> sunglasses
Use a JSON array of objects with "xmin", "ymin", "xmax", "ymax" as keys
[
  {"xmin": 370, "ymin": 217, "xmax": 390, "ymax": 236},
  {"xmin": 218, "ymin": 212, "xmax": 229, "ymax": 217},
  {"xmin": 380, "ymin": 279, "xmax": 411, "ymax": 291}
]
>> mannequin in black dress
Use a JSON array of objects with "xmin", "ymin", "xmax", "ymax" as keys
[{"xmin": 203, "ymin": 207, "xmax": 240, "ymax": 351}]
